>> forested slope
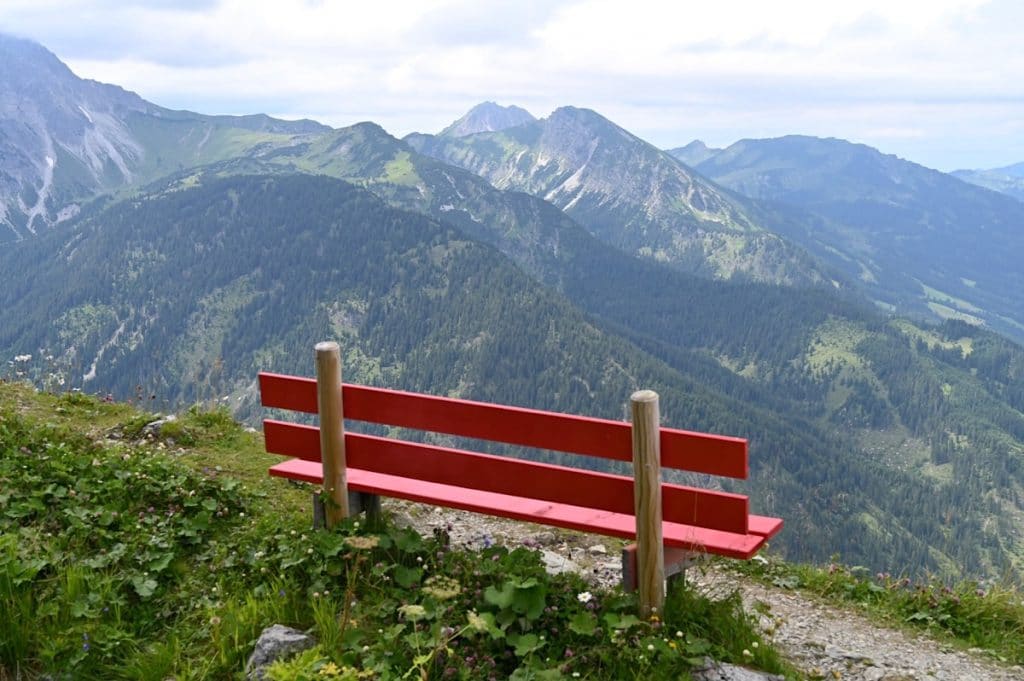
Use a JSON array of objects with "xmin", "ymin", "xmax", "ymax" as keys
[{"xmin": 3, "ymin": 173, "xmax": 1024, "ymax": 580}]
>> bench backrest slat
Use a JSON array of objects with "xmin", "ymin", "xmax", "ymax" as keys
[
  {"xmin": 259, "ymin": 372, "xmax": 748, "ymax": 479},
  {"xmin": 264, "ymin": 419, "xmax": 750, "ymax": 534}
]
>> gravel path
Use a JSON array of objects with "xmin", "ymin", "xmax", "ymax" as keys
[
  {"xmin": 698, "ymin": 570, "xmax": 1022, "ymax": 681},
  {"xmin": 392, "ymin": 501, "xmax": 1024, "ymax": 681}
]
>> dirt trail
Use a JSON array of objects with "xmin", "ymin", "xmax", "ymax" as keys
[{"xmin": 393, "ymin": 501, "xmax": 1024, "ymax": 681}]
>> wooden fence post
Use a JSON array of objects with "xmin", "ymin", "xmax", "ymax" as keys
[
  {"xmin": 315, "ymin": 341, "xmax": 349, "ymax": 526},
  {"xmin": 631, "ymin": 389, "xmax": 664, "ymax": 617}
]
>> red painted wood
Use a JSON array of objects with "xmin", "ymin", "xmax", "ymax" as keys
[
  {"xmin": 259, "ymin": 373, "xmax": 318, "ymax": 413},
  {"xmin": 258, "ymin": 372, "xmax": 747, "ymax": 478},
  {"xmin": 268, "ymin": 458, "xmax": 768, "ymax": 559},
  {"xmin": 263, "ymin": 420, "xmax": 749, "ymax": 534},
  {"xmin": 748, "ymin": 514, "xmax": 784, "ymax": 539}
]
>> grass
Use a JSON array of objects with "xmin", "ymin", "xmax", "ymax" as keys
[
  {"xmin": 0, "ymin": 382, "xmax": 795, "ymax": 680},
  {"xmin": 735, "ymin": 554, "xmax": 1024, "ymax": 666},
  {"xmin": 890, "ymin": 319, "xmax": 973, "ymax": 357}
]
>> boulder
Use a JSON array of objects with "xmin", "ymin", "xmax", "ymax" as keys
[
  {"xmin": 692, "ymin": 657, "xmax": 785, "ymax": 681},
  {"xmin": 245, "ymin": 624, "xmax": 316, "ymax": 680}
]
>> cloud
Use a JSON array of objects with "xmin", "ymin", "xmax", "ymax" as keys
[{"xmin": 0, "ymin": 0, "xmax": 1021, "ymax": 169}]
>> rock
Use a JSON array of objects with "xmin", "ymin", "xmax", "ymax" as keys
[
  {"xmin": 140, "ymin": 415, "xmax": 176, "ymax": 439},
  {"xmin": 540, "ymin": 548, "xmax": 577, "ymax": 575},
  {"xmin": 531, "ymin": 531, "xmax": 557, "ymax": 546},
  {"xmin": 245, "ymin": 624, "xmax": 316, "ymax": 680},
  {"xmin": 692, "ymin": 657, "xmax": 785, "ymax": 681},
  {"xmin": 587, "ymin": 543, "xmax": 608, "ymax": 555}
]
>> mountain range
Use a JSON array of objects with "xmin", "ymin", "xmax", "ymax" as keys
[
  {"xmin": 678, "ymin": 136, "xmax": 1024, "ymax": 343},
  {"xmin": 953, "ymin": 162, "xmax": 1024, "ymax": 203},
  {"xmin": 3, "ymin": 35, "xmax": 1024, "ymax": 581}
]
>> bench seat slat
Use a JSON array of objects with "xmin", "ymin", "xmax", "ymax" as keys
[
  {"xmin": 259, "ymin": 373, "xmax": 747, "ymax": 478},
  {"xmin": 748, "ymin": 514, "xmax": 783, "ymax": 538},
  {"xmin": 264, "ymin": 420, "xmax": 750, "ymax": 534},
  {"xmin": 269, "ymin": 458, "xmax": 773, "ymax": 560}
]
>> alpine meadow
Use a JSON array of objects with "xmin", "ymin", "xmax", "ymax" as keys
[{"xmin": 3, "ymin": 22, "xmax": 1024, "ymax": 679}]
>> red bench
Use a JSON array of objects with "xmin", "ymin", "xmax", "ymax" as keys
[{"xmin": 259, "ymin": 344, "xmax": 782, "ymax": 613}]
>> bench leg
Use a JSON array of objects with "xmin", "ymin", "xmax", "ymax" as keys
[
  {"xmin": 355, "ymin": 492, "xmax": 382, "ymax": 529},
  {"xmin": 312, "ymin": 491, "xmax": 382, "ymax": 530},
  {"xmin": 621, "ymin": 544, "xmax": 695, "ymax": 594},
  {"xmin": 312, "ymin": 493, "xmax": 326, "ymax": 529}
]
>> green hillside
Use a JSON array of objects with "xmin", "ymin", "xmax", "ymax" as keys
[
  {"xmin": 689, "ymin": 136, "xmax": 1024, "ymax": 344},
  {"xmin": 4, "ymin": 173, "xmax": 1024, "ymax": 583},
  {"xmin": 0, "ymin": 381, "xmax": 797, "ymax": 679}
]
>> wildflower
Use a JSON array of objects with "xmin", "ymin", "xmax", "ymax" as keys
[
  {"xmin": 210, "ymin": 616, "xmax": 222, "ymax": 627},
  {"xmin": 421, "ymin": 575, "xmax": 461, "ymax": 601},
  {"xmin": 398, "ymin": 604, "xmax": 427, "ymax": 621},
  {"xmin": 646, "ymin": 643, "xmax": 654, "ymax": 651},
  {"xmin": 742, "ymin": 649, "xmax": 753, "ymax": 658},
  {"xmin": 344, "ymin": 535, "xmax": 380, "ymax": 550},
  {"xmin": 752, "ymin": 641, "xmax": 759, "ymax": 648},
  {"xmin": 577, "ymin": 591, "xmax": 593, "ymax": 604},
  {"xmin": 318, "ymin": 662, "xmax": 341, "ymax": 676},
  {"xmin": 467, "ymin": 611, "xmax": 489, "ymax": 632}
]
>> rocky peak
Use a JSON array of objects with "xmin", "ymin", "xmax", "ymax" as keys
[
  {"xmin": 667, "ymin": 140, "xmax": 721, "ymax": 167},
  {"xmin": 440, "ymin": 101, "xmax": 536, "ymax": 137}
]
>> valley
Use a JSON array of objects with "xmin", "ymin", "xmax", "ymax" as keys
[{"xmin": 2, "ymin": 35, "xmax": 1024, "ymax": 585}]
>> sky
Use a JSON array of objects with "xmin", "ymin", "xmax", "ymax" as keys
[{"xmin": 2, "ymin": 0, "xmax": 1022, "ymax": 171}]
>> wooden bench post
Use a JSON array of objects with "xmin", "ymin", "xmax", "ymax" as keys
[
  {"xmin": 631, "ymin": 389, "xmax": 665, "ymax": 617},
  {"xmin": 315, "ymin": 341, "xmax": 349, "ymax": 525}
]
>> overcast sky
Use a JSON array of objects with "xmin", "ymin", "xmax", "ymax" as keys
[{"xmin": 2, "ymin": 0, "xmax": 1022, "ymax": 171}]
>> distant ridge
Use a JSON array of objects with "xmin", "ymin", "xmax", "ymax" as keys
[
  {"xmin": 439, "ymin": 101, "xmax": 536, "ymax": 137},
  {"xmin": 667, "ymin": 140, "xmax": 721, "ymax": 166},
  {"xmin": 952, "ymin": 163, "xmax": 1024, "ymax": 202},
  {"xmin": 692, "ymin": 134, "xmax": 1024, "ymax": 341}
]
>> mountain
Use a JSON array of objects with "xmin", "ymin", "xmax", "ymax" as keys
[
  {"xmin": 0, "ymin": 33, "xmax": 327, "ymax": 241},
  {"xmin": 693, "ymin": 135, "xmax": 1024, "ymax": 343},
  {"xmin": 406, "ymin": 105, "xmax": 830, "ymax": 286},
  {"xmin": 667, "ymin": 140, "xmax": 721, "ymax": 166},
  {"xmin": 952, "ymin": 163, "xmax": 1024, "ymax": 202},
  {"xmin": 439, "ymin": 101, "xmax": 536, "ymax": 137},
  {"xmin": 5, "ymin": 172, "xmax": 1024, "ymax": 582},
  {"xmin": 5, "ymin": 39, "xmax": 1024, "ymax": 581}
]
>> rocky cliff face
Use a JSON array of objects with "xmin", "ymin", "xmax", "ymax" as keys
[
  {"xmin": 0, "ymin": 34, "xmax": 328, "ymax": 241},
  {"xmin": 0, "ymin": 35, "xmax": 154, "ymax": 237},
  {"xmin": 439, "ymin": 101, "xmax": 536, "ymax": 137},
  {"xmin": 408, "ymin": 106, "xmax": 828, "ymax": 285}
]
